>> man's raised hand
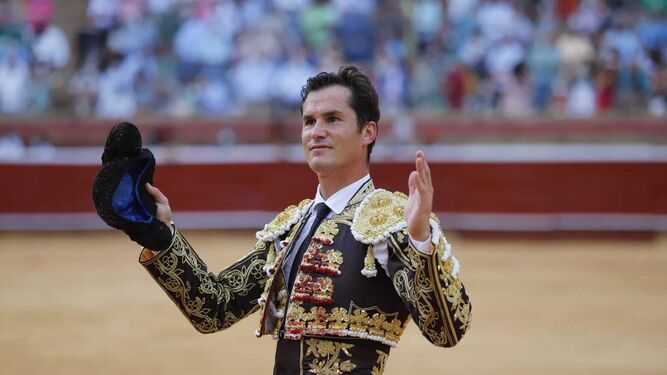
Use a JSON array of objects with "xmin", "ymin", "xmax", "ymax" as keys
[{"xmin": 405, "ymin": 151, "xmax": 433, "ymax": 242}]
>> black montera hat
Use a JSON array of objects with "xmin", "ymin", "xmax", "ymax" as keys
[{"xmin": 92, "ymin": 122, "xmax": 172, "ymax": 250}]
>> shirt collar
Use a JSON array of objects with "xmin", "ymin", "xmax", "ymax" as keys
[{"xmin": 313, "ymin": 174, "xmax": 371, "ymax": 214}]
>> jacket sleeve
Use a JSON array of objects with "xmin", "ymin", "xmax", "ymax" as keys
[
  {"xmin": 385, "ymin": 225, "xmax": 472, "ymax": 347},
  {"xmin": 140, "ymin": 229, "xmax": 270, "ymax": 333}
]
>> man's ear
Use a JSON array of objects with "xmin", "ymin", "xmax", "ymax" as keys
[{"xmin": 362, "ymin": 121, "xmax": 377, "ymax": 146}]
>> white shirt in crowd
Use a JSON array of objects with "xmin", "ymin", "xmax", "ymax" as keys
[
  {"xmin": 32, "ymin": 25, "xmax": 70, "ymax": 69},
  {"xmin": 0, "ymin": 58, "xmax": 30, "ymax": 114}
]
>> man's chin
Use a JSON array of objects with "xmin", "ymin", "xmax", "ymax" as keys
[{"xmin": 307, "ymin": 157, "xmax": 332, "ymax": 174}]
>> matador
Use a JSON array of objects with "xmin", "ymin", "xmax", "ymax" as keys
[{"xmin": 93, "ymin": 66, "xmax": 472, "ymax": 374}]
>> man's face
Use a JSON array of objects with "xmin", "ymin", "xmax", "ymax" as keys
[{"xmin": 301, "ymin": 85, "xmax": 375, "ymax": 177}]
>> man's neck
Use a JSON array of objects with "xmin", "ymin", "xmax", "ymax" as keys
[{"xmin": 317, "ymin": 168, "xmax": 369, "ymax": 200}]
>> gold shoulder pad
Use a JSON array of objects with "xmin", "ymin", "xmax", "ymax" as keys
[
  {"xmin": 351, "ymin": 189, "xmax": 407, "ymax": 244},
  {"xmin": 256, "ymin": 199, "xmax": 312, "ymax": 242}
]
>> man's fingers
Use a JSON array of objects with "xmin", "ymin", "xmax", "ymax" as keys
[
  {"xmin": 415, "ymin": 150, "xmax": 433, "ymax": 191},
  {"xmin": 411, "ymin": 168, "xmax": 427, "ymax": 194},
  {"xmin": 422, "ymin": 155, "xmax": 432, "ymax": 188},
  {"xmin": 415, "ymin": 151, "xmax": 429, "ymax": 188},
  {"xmin": 145, "ymin": 183, "xmax": 168, "ymax": 204},
  {"xmin": 408, "ymin": 171, "xmax": 419, "ymax": 195}
]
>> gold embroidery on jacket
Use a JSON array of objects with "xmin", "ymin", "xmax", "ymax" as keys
[
  {"xmin": 293, "ymin": 274, "xmax": 335, "ymax": 305},
  {"xmin": 435, "ymin": 239, "xmax": 472, "ymax": 332},
  {"xmin": 284, "ymin": 305, "xmax": 406, "ymax": 346},
  {"xmin": 352, "ymin": 190, "xmax": 407, "ymax": 244},
  {"xmin": 390, "ymin": 229, "xmax": 471, "ymax": 347},
  {"xmin": 256, "ymin": 199, "xmax": 312, "ymax": 241},
  {"xmin": 151, "ymin": 231, "xmax": 266, "ymax": 333},
  {"xmin": 300, "ymin": 246, "xmax": 344, "ymax": 276},
  {"xmin": 305, "ymin": 338, "xmax": 356, "ymax": 374},
  {"xmin": 315, "ymin": 220, "xmax": 339, "ymax": 244},
  {"xmin": 372, "ymin": 350, "xmax": 389, "ymax": 375}
]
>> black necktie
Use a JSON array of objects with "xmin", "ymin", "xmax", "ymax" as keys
[{"xmin": 285, "ymin": 202, "xmax": 331, "ymax": 292}]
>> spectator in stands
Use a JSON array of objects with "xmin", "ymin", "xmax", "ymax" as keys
[
  {"xmin": 599, "ymin": 14, "xmax": 654, "ymax": 111},
  {"xmin": 594, "ymin": 53, "xmax": 618, "ymax": 113},
  {"xmin": 274, "ymin": 0, "xmax": 312, "ymax": 13},
  {"xmin": 1, "ymin": 0, "xmax": 31, "ymax": 67},
  {"xmin": 3, "ymin": 0, "xmax": 665, "ymax": 119},
  {"xmin": 375, "ymin": 50, "xmax": 408, "ymax": 117},
  {"xmin": 68, "ymin": 57, "xmax": 100, "ymax": 118},
  {"xmin": 330, "ymin": 0, "xmax": 376, "ymax": 15},
  {"xmin": 0, "ymin": 130, "xmax": 25, "ymax": 160},
  {"xmin": 336, "ymin": 6, "xmax": 375, "ymax": 64},
  {"xmin": 648, "ymin": 49, "xmax": 667, "ymax": 117},
  {"xmin": 476, "ymin": 0, "xmax": 518, "ymax": 45},
  {"xmin": 173, "ymin": 1, "xmax": 233, "ymax": 83},
  {"xmin": 26, "ymin": 133, "xmax": 55, "ymax": 161},
  {"xmin": 78, "ymin": 0, "xmax": 118, "ymax": 68},
  {"xmin": 500, "ymin": 62, "xmax": 533, "ymax": 118},
  {"xmin": 411, "ymin": 0, "xmax": 444, "ymax": 53},
  {"xmin": 300, "ymin": 0, "xmax": 336, "ymax": 52},
  {"xmin": 485, "ymin": 34, "xmax": 526, "ymax": 86},
  {"xmin": 444, "ymin": 61, "xmax": 466, "ymax": 112},
  {"xmin": 410, "ymin": 41, "xmax": 446, "ymax": 112},
  {"xmin": 528, "ymin": 33, "xmax": 561, "ymax": 112},
  {"xmin": 229, "ymin": 52, "xmax": 276, "ymax": 115},
  {"xmin": 195, "ymin": 70, "xmax": 232, "ymax": 118},
  {"xmin": 317, "ymin": 39, "xmax": 344, "ymax": 72},
  {"xmin": 599, "ymin": 14, "xmax": 649, "ymax": 73},
  {"xmin": 0, "ymin": 50, "xmax": 30, "ymax": 115},
  {"xmin": 556, "ymin": 25, "xmax": 596, "ymax": 83},
  {"xmin": 147, "ymin": 0, "xmax": 178, "ymax": 15},
  {"xmin": 567, "ymin": 0, "xmax": 607, "ymax": 36},
  {"xmin": 26, "ymin": 0, "xmax": 69, "ymax": 113},
  {"xmin": 636, "ymin": 10, "xmax": 667, "ymax": 56},
  {"xmin": 272, "ymin": 46, "xmax": 318, "ymax": 110},
  {"xmin": 107, "ymin": 0, "xmax": 157, "ymax": 56},
  {"xmin": 28, "ymin": 0, "xmax": 69, "ymax": 70},
  {"xmin": 446, "ymin": 0, "xmax": 478, "ymax": 52},
  {"xmin": 95, "ymin": 52, "xmax": 138, "ymax": 119},
  {"xmin": 567, "ymin": 68, "xmax": 596, "ymax": 118}
]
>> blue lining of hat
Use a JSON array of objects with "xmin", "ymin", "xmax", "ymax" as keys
[{"xmin": 111, "ymin": 157, "xmax": 154, "ymax": 223}]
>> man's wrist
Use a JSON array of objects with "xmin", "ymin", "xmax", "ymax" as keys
[
  {"xmin": 139, "ymin": 221, "xmax": 175, "ymax": 261},
  {"xmin": 410, "ymin": 234, "xmax": 434, "ymax": 255}
]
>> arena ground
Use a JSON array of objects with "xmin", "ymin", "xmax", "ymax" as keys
[{"xmin": 1, "ymin": 230, "xmax": 665, "ymax": 374}]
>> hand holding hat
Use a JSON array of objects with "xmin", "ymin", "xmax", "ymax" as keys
[{"xmin": 92, "ymin": 122, "xmax": 173, "ymax": 251}]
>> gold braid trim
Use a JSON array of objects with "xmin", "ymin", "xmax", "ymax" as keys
[
  {"xmin": 389, "ymin": 229, "xmax": 471, "ymax": 347},
  {"xmin": 142, "ymin": 230, "xmax": 267, "ymax": 333},
  {"xmin": 256, "ymin": 199, "xmax": 312, "ymax": 242}
]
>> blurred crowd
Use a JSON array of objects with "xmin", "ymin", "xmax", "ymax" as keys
[{"xmin": 0, "ymin": 0, "xmax": 666, "ymax": 120}]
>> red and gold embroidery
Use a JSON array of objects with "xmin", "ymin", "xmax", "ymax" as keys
[
  {"xmin": 300, "ymin": 246, "xmax": 344, "ymax": 276},
  {"xmin": 284, "ymin": 305, "xmax": 407, "ymax": 347},
  {"xmin": 313, "ymin": 220, "xmax": 339, "ymax": 244},
  {"xmin": 292, "ymin": 274, "xmax": 335, "ymax": 305}
]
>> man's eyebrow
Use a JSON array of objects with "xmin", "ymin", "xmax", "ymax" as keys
[
  {"xmin": 322, "ymin": 110, "xmax": 344, "ymax": 117},
  {"xmin": 302, "ymin": 110, "xmax": 345, "ymax": 119}
]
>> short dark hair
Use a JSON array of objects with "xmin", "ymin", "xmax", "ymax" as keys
[{"xmin": 300, "ymin": 65, "xmax": 380, "ymax": 162}]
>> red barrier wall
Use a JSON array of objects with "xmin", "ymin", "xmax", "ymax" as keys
[{"xmin": 2, "ymin": 162, "xmax": 665, "ymax": 214}]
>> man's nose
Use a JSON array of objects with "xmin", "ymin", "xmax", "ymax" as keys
[{"xmin": 310, "ymin": 119, "xmax": 326, "ymax": 138}]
